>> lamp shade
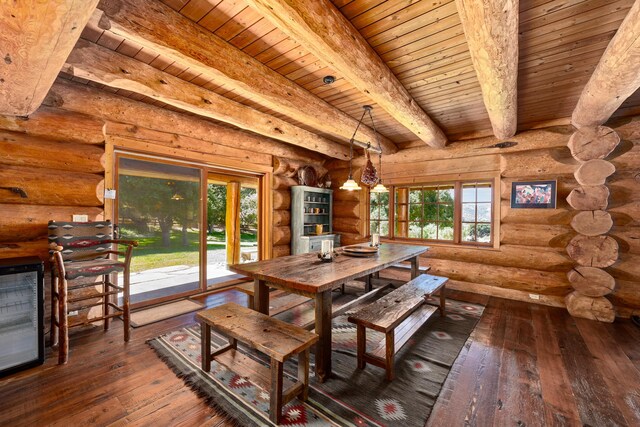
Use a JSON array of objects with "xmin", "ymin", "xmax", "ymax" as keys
[
  {"xmin": 370, "ymin": 182, "xmax": 389, "ymax": 193},
  {"xmin": 339, "ymin": 178, "xmax": 362, "ymax": 191}
]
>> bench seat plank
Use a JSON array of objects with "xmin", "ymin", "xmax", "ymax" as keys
[
  {"xmin": 387, "ymin": 263, "xmax": 430, "ymax": 273},
  {"xmin": 348, "ymin": 275, "xmax": 447, "ymax": 333},
  {"xmin": 196, "ymin": 303, "xmax": 318, "ymax": 362}
]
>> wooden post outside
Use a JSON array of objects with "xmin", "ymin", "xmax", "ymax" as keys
[
  {"xmin": 226, "ymin": 181, "xmax": 241, "ymax": 265},
  {"xmin": 396, "ymin": 188, "xmax": 409, "ymax": 238}
]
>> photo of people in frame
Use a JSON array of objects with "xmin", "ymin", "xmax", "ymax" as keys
[{"xmin": 511, "ymin": 180, "xmax": 557, "ymax": 209}]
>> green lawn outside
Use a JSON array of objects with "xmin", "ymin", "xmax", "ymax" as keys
[{"xmin": 120, "ymin": 229, "xmax": 257, "ymax": 273}]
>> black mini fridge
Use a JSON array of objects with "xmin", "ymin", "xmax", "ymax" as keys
[{"xmin": 0, "ymin": 257, "xmax": 44, "ymax": 376}]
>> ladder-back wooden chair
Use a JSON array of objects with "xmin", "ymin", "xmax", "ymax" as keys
[{"xmin": 48, "ymin": 220, "xmax": 137, "ymax": 364}]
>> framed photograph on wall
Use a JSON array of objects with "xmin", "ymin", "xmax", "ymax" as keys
[{"xmin": 510, "ymin": 180, "xmax": 557, "ymax": 209}]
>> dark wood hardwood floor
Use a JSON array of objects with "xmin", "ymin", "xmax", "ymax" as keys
[{"xmin": 0, "ymin": 288, "xmax": 638, "ymax": 426}]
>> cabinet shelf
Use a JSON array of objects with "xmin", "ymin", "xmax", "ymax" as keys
[{"xmin": 292, "ymin": 185, "xmax": 340, "ymax": 255}]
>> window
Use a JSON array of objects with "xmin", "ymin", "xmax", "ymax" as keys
[
  {"xmin": 369, "ymin": 191, "xmax": 389, "ymax": 236},
  {"xmin": 461, "ymin": 182, "xmax": 492, "ymax": 243},
  {"xmin": 369, "ymin": 180, "xmax": 494, "ymax": 246}
]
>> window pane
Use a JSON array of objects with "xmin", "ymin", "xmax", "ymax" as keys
[
  {"xmin": 438, "ymin": 223, "xmax": 454, "ymax": 240},
  {"xmin": 380, "ymin": 204, "xmax": 389, "ymax": 220},
  {"xmin": 462, "ymin": 203, "xmax": 476, "ymax": 222},
  {"xmin": 477, "ymin": 224, "xmax": 491, "ymax": 243},
  {"xmin": 423, "ymin": 188, "xmax": 438, "ymax": 203},
  {"xmin": 439, "ymin": 186, "xmax": 455, "ymax": 202},
  {"xmin": 462, "ymin": 185, "xmax": 476, "ymax": 202},
  {"xmin": 370, "ymin": 198, "xmax": 378, "ymax": 219},
  {"xmin": 118, "ymin": 157, "xmax": 201, "ymax": 304},
  {"xmin": 379, "ymin": 192, "xmax": 389, "ymax": 206},
  {"xmin": 477, "ymin": 203, "xmax": 491, "ymax": 222},
  {"xmin": 477, "ymin": 185, "xmax": 492, "ymax": 202},
  {"xmin": 423, "ymin": 222, "xmax": 437, "ymax": 239},
  {"xmin": 424, "ymin": 203, "xmax": 437, "ymax": 221},
  {"xmin": 409, "ymin": 223, "xmax": 422, "ymax": 238},
  {"xmin": 380, "ymin": 221, "xmax": 389, "ymax": 236},
  {"xmin": 371, "ymin": 220, "xmax": 380, "ymax": 234},
  {"xmin": 439, "ymin": 204, "xmax": 454, "ymax": 223},
  {"xmin": 409, "ymin": 189, "xmax": 422, "ymax": 203},
  {"xmin": 379, "ymin": 192, "xmax": 389, "ymax": 220},
  {"xmin": 462, "ymin": 223, "xmax": 476, "ymax": 242},
  {"xmin": 409, "ymin": 204, "xmax": 422, "ymax": 222}
]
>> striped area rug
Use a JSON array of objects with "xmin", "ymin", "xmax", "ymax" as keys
[{"xmin": 148, "ymin": 298, "xmax": 484, "ymax": 427}]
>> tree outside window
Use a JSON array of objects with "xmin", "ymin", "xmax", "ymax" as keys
[
  {"xmin": 371, "ymin": 180, "xmax": 493, "ymax": 246},
  {"xmin": 369, "ymin": 191, "xmax": 389, "ymax": 237}
]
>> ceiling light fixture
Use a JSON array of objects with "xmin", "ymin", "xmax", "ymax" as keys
[
  {"xmin": 368, "ymin": 107, "xmax": 388, "ymax": 193},
  {"xmin": 322, "ymin": 75, "xmax": 336, "ymax": 84},
  {"xmin": 340, "ymin": 105, "xmax": 383, "ymax": 192}
]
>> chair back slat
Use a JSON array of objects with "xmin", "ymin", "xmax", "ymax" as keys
[{"xmin": 48, "ymin": 221, "xmax": 114, "ymax": 262}]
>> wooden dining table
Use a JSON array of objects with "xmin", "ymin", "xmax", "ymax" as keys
[{"xmin": 229, "ymin": 243, "xmax": 429, "ymax": 382}]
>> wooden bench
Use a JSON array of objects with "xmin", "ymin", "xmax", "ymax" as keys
[
  {"xmin": 347, "ymin": 274, "xmax": 448, "ymax": 381},
  {"xmin": 387, "ymin": 263, "xmax": 430, "ymax": 274},
  {"xmin": 197, "ymin": 303, "xmax": 318, "ymax": 424},
  {"xmin": 235, "ymin": 282, "xmax": 256, "ymax": 309},
  {"xmin": 365, "ymin": 264, "xmax": 430, "ymax": 290}
]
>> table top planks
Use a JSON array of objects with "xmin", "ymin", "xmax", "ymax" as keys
[
  {"xmin": 196, "ymin": 303, "xmax": 318, "ymax": 362},
  {"xmin": 229, "ymin": 243, "xmax": 429, "ymax": 294}
]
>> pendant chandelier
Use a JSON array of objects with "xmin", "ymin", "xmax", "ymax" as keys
[{"xmin": 340, "ymin": 105, "xmax": 388, "ymax": 192}]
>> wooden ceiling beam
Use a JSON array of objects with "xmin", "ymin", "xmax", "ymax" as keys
[
  {"xmin": 94, "ymin": 0, "xmax": 397, "ymax": 154},
  {"xmin": 242, "ymin": 0, "xmax": 448, "ymax": 149},
  {"xmin": 572, "ymin": 0, "xmax": 640, "ymax": 129},
  {"xmin": 455, "ymin": 0, "xmax": 519, "ymax": 139},
  {"xmin": 0, "ymin": 0, "xmax": 99, "ymax": 116},
  {"xmin": 64, "ymin": 40, "xmax": 361, "ymax": 160}
]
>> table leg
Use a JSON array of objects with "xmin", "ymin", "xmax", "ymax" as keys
[
  {"xmin": 411, "ymin": 256, "xmax": 418, "ymax": 279},
  {"xmin": 254, "ymin": 278, "xmax": 269, "ymax": 315},
  {"xmin": 365, "ymin": 274, "xmax": 372, "ymax": 292},
  {"xmin": 315, "ymin": 291, "xmax": 332, "ymax": 383},
  {"xmin": 201, "ymin": 322, "xmax": 211, "ymax": 372}
]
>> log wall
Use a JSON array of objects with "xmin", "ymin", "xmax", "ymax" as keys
[
  {"xmin": 271, "ymin": 157, "xmax": 329, "ymax": 258},
  {"xmin": 339, "ymin": 118, "xmax": 640, "ymax": 317},
  {"xmin": 0, "ymin": 78, "xmax": 329, "ymax": 334}
]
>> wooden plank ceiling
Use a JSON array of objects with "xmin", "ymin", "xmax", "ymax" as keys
[{"xmin": 62, "ymin": 0, "xmax": 640, "ymax": 151}]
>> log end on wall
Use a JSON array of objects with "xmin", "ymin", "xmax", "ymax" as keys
[{"xmin": 565, "ymin": 292, "xmax": 615, "ymax": 323}]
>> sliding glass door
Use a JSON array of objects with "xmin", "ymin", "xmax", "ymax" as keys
[
  {"xmin": 115, "ymin": 154, "xmax": 262, "ymax": 307},
  {"xmin": 117, "ymin": 157, "xmax": 202, "ymax": 305},
  {"xmin": 205, "ymin": 174, "xmax": 259, "ymax": 288}
]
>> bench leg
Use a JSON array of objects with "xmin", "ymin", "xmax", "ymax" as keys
[
  {"xmin": 440, "ymin": 286, "xmax": 446, "ymax": 317},
  {"xmin": 270, "ymin": 357, "xmax": 284, "ymax": 425},
  {"xmin": 385, "ymin": 330, "xmax": 395, "ymax": 381},
  {"xmin": 247, "ymin": 295, "xmax": 254, "ymax": 310},
  {"xmin": 410, "ymin": 256, "xmax": 418, "ymax": 279},
  {"xmin": 201, "ymin": 322, "xmax": 211, "ymax": 372},
  {"xmin": 356, "ymin": 325, "xmax": 366, "ymax": 370},
  {"xmin": 298, "ymin": 349, "xmax": 310, "ymax": 401}
]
